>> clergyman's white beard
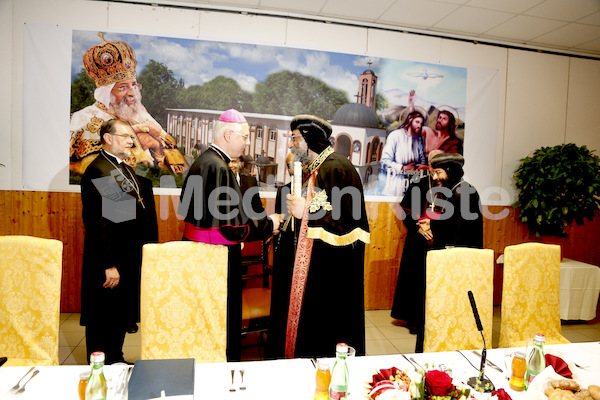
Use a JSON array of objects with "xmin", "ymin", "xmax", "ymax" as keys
[{"xmin": 109, "ymin": 93, "xmax": 148, "ymax": 123}]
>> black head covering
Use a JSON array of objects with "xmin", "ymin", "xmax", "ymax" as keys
[
  {"xmin": 290, "ymin": 114, "xmax": 332, "ymax": 153},
  {"xmin": 430, "ymin": 152, "xmax": 464, "ymax": 186}
]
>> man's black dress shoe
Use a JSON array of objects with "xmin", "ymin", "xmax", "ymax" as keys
[{"xmin": 127, "ymin": 323, "xmax": 139, "ymax": 334}]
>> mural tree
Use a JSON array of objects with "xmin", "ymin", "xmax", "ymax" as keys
[
  {"xmin": 70, "ymin": 69, "xmax": 96, "ymax": 114},
  {"xmin": 177, "ymin": 76, "xmax": 254, "ymax": 112},
  {"xmin": 137, "ymin": 59, "xmax": 184, "ymax": 127},
  {"xmin": 253, "ymin": 71, "xmax": 349, "ymax": 119}
]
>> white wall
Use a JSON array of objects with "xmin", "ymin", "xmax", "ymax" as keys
[
  {"xmin": 0, "ymin": 0, "xmax": 13, "ymax": 188},
  {"xmin": 2, "ymin": 0, "xmax": 599, "ymax": 205}
]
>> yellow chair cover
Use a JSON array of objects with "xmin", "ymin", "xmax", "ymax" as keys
[
  {"xmin": 0, "ymin": 235, "xmax": 63, "ymax": 366},
  {"xmin": 140, "ymin": 241, "xmax": 228, "ymax": 363},
  {"xmin": 499, "ymin": 243, "xmax": 569, "ymax": 348},
  {"xmin": 424, "ymin": 248, "xmax": 494, "ymax": 353}
]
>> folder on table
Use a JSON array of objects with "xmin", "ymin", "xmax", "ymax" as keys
[{"xmin": 128, "ymin": 358, "xmax": 195, "ymax": 400}]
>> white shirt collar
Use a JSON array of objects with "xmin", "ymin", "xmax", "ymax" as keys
[
  {"xmin": 104, "ymin": 149, "xmax": 124, "ymax": 164},
  {"xmin": 210, "ymin": 143, "xmax": 233, "ymax": 161}
]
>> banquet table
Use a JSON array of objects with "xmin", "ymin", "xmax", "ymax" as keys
[
  {"xmin": 1, "ymin": 342, "xmax": 598, "ymax": 399},
  {"xmin": 559, "ymin": 258, "xmax": 600, "ymax": 320}
]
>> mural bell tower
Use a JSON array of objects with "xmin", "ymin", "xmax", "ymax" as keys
[{"xmin": 358, "ymin": 62, "xmax": 377, "ymax": 111}]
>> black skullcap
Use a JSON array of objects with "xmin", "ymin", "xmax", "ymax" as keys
[{"xmin": 290, "ymin": 114, "xmax": 332, "ymax": 153}]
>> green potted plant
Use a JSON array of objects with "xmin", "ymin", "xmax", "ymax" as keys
[{"xmin": 513, "ymin": 143, "xmax": 600, "ymax": 237}]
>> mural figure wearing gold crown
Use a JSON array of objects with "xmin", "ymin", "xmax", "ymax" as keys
[{"xmin": 70, "ymin": 33, "xmax": 187, "ymax": 181}]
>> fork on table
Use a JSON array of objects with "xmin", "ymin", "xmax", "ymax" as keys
[{"xmin": 10, "ymin": 367, "xmax": 36, "ymax": 392}]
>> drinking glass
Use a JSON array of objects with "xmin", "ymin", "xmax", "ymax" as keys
[
  {"xmin": 503, "ymin": 349, "xmax": 514, "ymax": 381},
  {"xmin": 105, "ymin": 362, "xmax": 131, "ymax": 400},
  {"xmin": 78, "ymin": 371, "xmax": 90, "ymax": 400},
  {"xmin": 347, "ymin": 346, "xmax": 356, "ymax": 358}
]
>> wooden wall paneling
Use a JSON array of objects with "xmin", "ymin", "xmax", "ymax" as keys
[
  {"xmin": 483, "ymin": 205, "xmax": 600, "ymax": 265},
  {"xmin": 156, "ymin": 193, "xmax": 185, "ymax": 243},
  {"xmin": 13, "ymin": 192, "xmax": 28, "ymax": 234},
  {"xmin": 65, "ymin": 192, "xmax": 84, "ymax": 312},
  {"xmin": 0, "ymin": 191, "xmax": 11, "ymax": 234},
  {"xmin": 2, "ymin": 191, "xmax": 599, "ymax": 312},
  {"xmin": 364, "ymin": 202, "xmax": 405, "ymax": 309}
]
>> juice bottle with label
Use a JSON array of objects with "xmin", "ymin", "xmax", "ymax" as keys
[
  {"xmin": 314, "ymin": 359, "xmax": 331, "ymax": 400},
  {"xmin": 329, "ymin": 343, "xmax": 349, "ymax": 400}
]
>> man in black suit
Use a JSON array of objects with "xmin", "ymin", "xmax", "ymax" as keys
[{"xmin": 80, "ymin": 118, "xmax": 158, "ymax": 364}]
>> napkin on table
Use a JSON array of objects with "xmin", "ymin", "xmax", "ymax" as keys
[
  {"xmin": 543, "ymin": 348, "xmax": 576, "ymax": 379},
  {"xmin": 545, "ymin": 355, "xmax": 572, "ymax": 379}
]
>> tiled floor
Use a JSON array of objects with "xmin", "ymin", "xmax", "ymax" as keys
[
  {"xmin": 58, "ymin": 313, "xmax": 268, "ymax": 365},
  {"xmin": 58, "ymin": 313, "xmax": 142, "ymax": 365},
  {"xmin": 60, "ymin": 305, "xmax": 600, "ymax": 365}
]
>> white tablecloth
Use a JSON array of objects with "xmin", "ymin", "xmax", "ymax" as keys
[
  {"xmin": 1, "ymin": 343, "xmax": 599, "ymax": 400},
  {"xmin": 0, "ymin": 359, "xmax": 315, "ymax": 400},
  {"xmin": 559, "ymin": 258, "xmax": 600, "ymax": 320}
]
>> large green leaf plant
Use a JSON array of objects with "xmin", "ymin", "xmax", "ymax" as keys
[{"xmin": 513, "ymin": 143, "xmax": 600, "ymax": 237}]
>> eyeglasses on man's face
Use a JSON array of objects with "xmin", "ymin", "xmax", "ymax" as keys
[
  {"xmin": 229, "ymin": 129, "xmax": 250, "ymax": 141},
  {"xmin": 109, "ymin": 132, "xmax": 136, "ymax": 140},
  {"xmin": 113, "ymin": 83, "xmax": 142, "ymax": 93},
  {"xmin": 431, "ymin": 169, "xmax": 447, "ymax": 178}
]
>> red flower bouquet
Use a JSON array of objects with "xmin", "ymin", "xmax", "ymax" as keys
[
  {"xmin": 425, "ymin": 370, "xmax": 455, "ymax": 396},
  {"xmin": 368, "ymin": 367, "xmax": 472, "ymax": 400}
]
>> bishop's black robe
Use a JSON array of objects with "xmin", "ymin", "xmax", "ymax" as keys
[
  {"xmin": 266, "ymin": 151, "xmax": 370, "ymax": 359},
  {"xmin": 430, "ymin": 180, "xmax": 483, "ymax": 248},
  {"xmin": 179, "ymin": 145, "xmax": 274, "ymax": 361},
  {"xmin": 390, "ymin": 176, "xmax": 433, "ymax": 330},
  {"xmin": 391, "ymin": 175, "xmax": 483, "ymax": 352},
  {"xmin": 80, "ymin": 150, "xmax": 158, "ymax": 363}
]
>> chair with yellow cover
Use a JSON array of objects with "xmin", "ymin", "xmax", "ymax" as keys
[
  {"xmin": 140, "ymin": 241, "xmax": 229, "ymax": 363},
  {"xmin": 424, "ymin": 247, "xmax": 494, "ymax": 353},
  {"xmin": 499, "ymin": 243, "xmax": 569, "ymax": 348},
  {"xmin": 0, "ymin": 235, "xmax": 63, "ymax": 366}
]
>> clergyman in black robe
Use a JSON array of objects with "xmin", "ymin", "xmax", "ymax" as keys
[
  {"xmin": 267, "ymin": 114, "xmax": 371, "ymax": 359},
  {"xmin": 178, "ymin": 108, "xmax": 282, "ymax": 361},
  {"xmin": 80, "ymin": 119, "xmax": 158, "ymax": 364},
  {"xmin": 390, "ymin": 173, "xmax": 434, "ymax": 334},
  {"xmin": 391, "ymin": 152, "xmax": 483, "ymax": 352}
]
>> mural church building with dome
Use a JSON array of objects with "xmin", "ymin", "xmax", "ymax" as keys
[{"xmin": 166, "ymin": 67, "xmax": 387, "ymax": 191}]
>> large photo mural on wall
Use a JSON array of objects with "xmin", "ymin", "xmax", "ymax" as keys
[{"xmin": 69, "ymin": 29, "xmax": 468, "ymax": 198}]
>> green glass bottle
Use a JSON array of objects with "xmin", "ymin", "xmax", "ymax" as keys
[
  {"xmin": 328, "ymin": 343, "xmax": 349, "ymax": 400},
  {"xmin": 524, "ymin": 333, "xmax": 546, "ymax": 390},
  {"xmin": 85, "ymin": 351, "xmax": 107, "ymax": 400}
]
